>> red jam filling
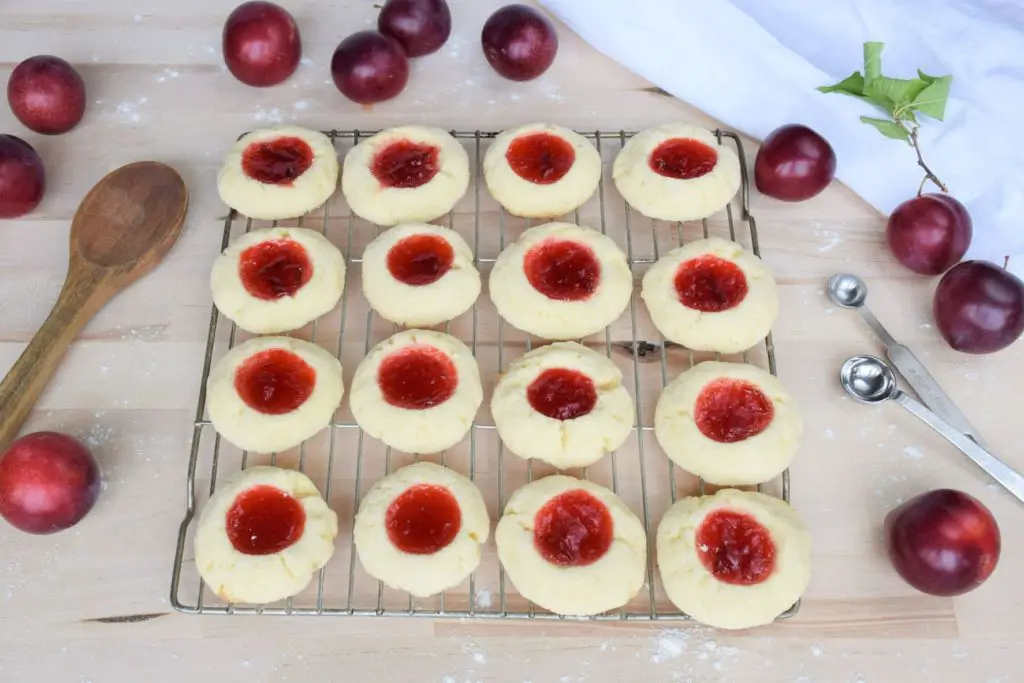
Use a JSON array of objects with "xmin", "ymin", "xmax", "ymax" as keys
[
  {"xmin": 506, "ymin": 132, "xmax": 576, "ymax": 185},
  {"xmin": 385, "ymin": 484, "xmax": 462, "ymax": 554},
  {"xmin": 524, "ymin": 239, "xmax": 601, "ymax": 302},
  {"xmin": 696, "ymin": 509, "xmax": 776, "ymax": 585},
  {"xmin": 527, "ymin": 368, "xmax": 597, "ymax": 421},
  {"xmin": 242, "ymin": 136, "xmax": 315, "ymax": 186},
  {"xmin": 371, "ymin": 140, "xmax": 440, "ymax": 189},
  {"xmin": 695, "ymin": 378, "xmax": 774, "ymax": 443},
  {"xmin": 386, "ymin": 234, "xmax": 454, "ymax": 286},
  {"xmin": 648, "ymin": 138, "xmax": 718, "ymax": 180},
  {"xmin": 238, "ymin": 238, "xmax": 313, "ymax": 301},
  {"xmin": 377, "ymin": 345, "xmax": 458, "ymax": 410},
  {"xmin": 226, "ymin": 485, "xmax": 306, "ymax": 555},
  {"xmin": 674, "ymin": 255, "xmax": 748, "ymax": 312},
  {"xmin": 234, "ymin": 348, "xmax": 316, "ymax": 416},
  {"xmin": 533, "ymin": 490, "xmax": 613, "ymax": 567}
]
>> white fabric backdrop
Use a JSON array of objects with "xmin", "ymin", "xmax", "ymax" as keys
[{"xmin": 540, "ymin": 0, "xmax": 1024, "ymax": 276}]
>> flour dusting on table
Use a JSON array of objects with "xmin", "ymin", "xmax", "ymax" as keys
[
  {"xmin": 474, "ymin": 587, "xmax": 493, "ymax": 608},
  {"xmin": 252, "ymin": 105, "xmax": 284, "ymax": 124},
  {"xmin": 902, "ymin": 446, "xmax": 924, "ymax": 460},
  {"xmin": 813, "ymin": 226, "xmax": 843, "ymax": 252},
  {"xmin": 649, "ymin": 627, "xmax": 743, "ymax": 674}
]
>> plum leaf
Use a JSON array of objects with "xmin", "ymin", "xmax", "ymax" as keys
[
  {"xmin": 913, "ymin": 75, "xmax": 952, "ymax": 121},
  {"xmin": 860, "ymin": 116, "xmax": 910, "ymax": 141},
  {"xmin": 863, "ymin": 41, "xmax": 884, "ymax": 82}
]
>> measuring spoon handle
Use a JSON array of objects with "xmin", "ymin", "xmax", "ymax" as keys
[
  {"xmin": 887, "ymin": 343, "xmax": 988, "ymax": 449},
  {"xmin": 893, "ymin": 390, "xmax": 1024, "ymax": 504},
  {"xmin": 859, "ymin": 306, "xmax": 987, "ymax": 448},
  {"xmin": 857, "ymin": 306, "xmax": 899, "ymax": 349}
]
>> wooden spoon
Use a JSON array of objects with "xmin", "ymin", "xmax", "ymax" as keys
[{"xmin": 0, "ymin": 161, "xmax": 188, "ymax": 451}]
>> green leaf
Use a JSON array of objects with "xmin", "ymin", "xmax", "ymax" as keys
[
  {"xmin": 818, "ymin": 70, "xmax": 894, "ymax": 115},
  {"xmin": 818, "ymin": 71, "xmax": 866, "ymax": 96},
  {"xmin": 860, "ymin": 116, "xmax": 909, "ymax": 141},
  {"xmin": 917, "ymin": 68, "xmax": 939, "ymax": 84},
  {"xmin": 864, "ymin": 76, "xmax": 928, "ymax": 114},
  {"xmin": 912, "ymin": 74, "xmax": 952, "ymax": 120},
  {"xmin": 897, "ymin": 108, "xmax": 918, "ymax": 125},
  {"xmin": 863, "ymin": 42, "xmax": 884, "ymax": 82}
]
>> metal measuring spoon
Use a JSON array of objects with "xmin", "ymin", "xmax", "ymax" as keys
[
  {"xmin": 840, "ymin": 355, "xmax": 1024, "ymax": 504},
  {"xmin": 827, "ymin": 273, "xmax": 986, "ymax": 448}
]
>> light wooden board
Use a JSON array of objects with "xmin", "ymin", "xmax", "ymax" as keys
[{"xmin": 1, "ymin": 1, "xmax": 1022, "ymax": 682}]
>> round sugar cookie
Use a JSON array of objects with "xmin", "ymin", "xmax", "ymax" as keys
[
  {"xmin": 656, "ymin": 488, "xmax": 811, "ymax": 630},
  {"xmin": 483, "ymin": 122, "xmax": 602, "ymax": 218},
  {"xmin": 194, "ymin": 466, "xmax": 338, "ymax": 604},
  {"xmin": 491, "ymin": 342, "xmax": 633, "ymax": 469},
  {"xmin": 495, "ymin": 475, "xmax": 647, "ymax": 616},
  {"xmin": 349, "ymin": 329, "xmax": 483, "ymax": 454},
  {"xmin": 361, "ymin": 222, "xmax": 480, "ymax": 327},
  {"xmin": 341, "ymin": 126, "xmax": 470, "ymax": 226},
  {"xmin": 489, "ymin": 222, "xmax": 632, "ymax": 340},
  {"xmin": 207, "ymin": 336, "xmax": 343, "ymax": 454},
  {"xmin": 654, "ymin": 361, "xmax": 803, "ymax": 485},
  {"xmin": 613, "ymin": 123, "xmax": 740, "ymax": 222},
  {"xmin": 641, "ymin": 236, "xmax": 779, "ymax": 353},
  {"xmin": 217, "ymin": 125, "xmax": 339, "ymax": 220},
  {"xmin": 211, "ymin": 226, "xmax": 346, "ymax": 334},
  {"xmin": 354, "ymin": 462, "xmax": 490, "ymax": 597}
]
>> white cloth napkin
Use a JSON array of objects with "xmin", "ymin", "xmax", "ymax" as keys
[{"xmin": 540, "ymin": 0, "xmax": 1024, "ymax": 276}]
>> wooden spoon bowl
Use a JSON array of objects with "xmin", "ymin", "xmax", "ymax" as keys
[{"xmin": 0, "ymin": 161, "xmax": 188, "ymax": 451}]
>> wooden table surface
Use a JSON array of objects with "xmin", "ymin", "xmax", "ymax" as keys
[{"xmin": 2, "ymin": 2, "xmax": 1022, "ymax": 682}]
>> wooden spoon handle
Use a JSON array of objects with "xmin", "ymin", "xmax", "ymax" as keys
[{"xmin": 0, "ymin": 263, "xmax": 113, "ymax": 452}]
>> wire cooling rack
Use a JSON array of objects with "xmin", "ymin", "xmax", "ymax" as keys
[{"xmin": 170, "ymin": 128, "xmax": 796, "ymax": 621}]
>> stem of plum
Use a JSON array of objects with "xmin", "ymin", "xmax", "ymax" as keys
[
  {"xmin": 907, "ymin": 127, "xmax": 948, "ymax": 195},
  {"xmin": 917, "ymin": 175, "xmax": 929, "ymax": 196},
  {"xmin": 1005, "ymin": 255, "xmax": 1011, "ymax": 270}
]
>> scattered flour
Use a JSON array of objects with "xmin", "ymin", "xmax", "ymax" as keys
[
  {"xmin": 541, "ymin": 81, "xmax": 565, "ymax": 101},
  {"xmin": 474, "ymin": 587, "xmax": 493, "ymax": 608},
  {"xmin": 133, "ymin": 14, "xmax": 144, "ymax": 22},
  {"xmin": 441, "ymin": 677, "xmax": 457, "ymax": 683},
  {"xmin": 813, "ymin": 227, "xmax": 842, "ymax": 252},
  {"xmin": 903, "ymin": 446, "xmax": 924, "ymax": 460},
  {"xmin": 82, "ymin": 423, "xmax": 114, "ymax": 450},
  {"xmin": 446, "ymin": 34, "xmax": 467, "ymax": 58},
  {"xmin": 293, "ymin": 100, "xmax": 309, "ymax": 111},
  {"xmin": 300, "ymin": 57, "xmax": 314, "ymax": 67},
  {"xmin": 651, "ymin": 629, "xmax": 688, "ymax": 663},
  {"xmin": 252, "ymin": 105, "xmax": 284, "ymax": 123},
  {"xmin": 156, "ymin": 68, "xmax": 181, "ymax": 83},
  {"xmin": 650, "ymin": 628, "xmax": 743, "ymax": 673},
  {"xmin": 115, "ymin": 97, "xmax": 148, "ymax": 124},
  {"xmin": 462, "ymin": 639, "xmax": 486, "ymax": 666},
  {"xmin": 824, "ymin": 428, "xmax": 836, "ymax": 440},
  {"xmin": 811, "ymin": 645, "xmax": 824, "ymax": 657}
]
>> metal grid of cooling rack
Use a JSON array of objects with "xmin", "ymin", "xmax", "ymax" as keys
[{"xmin": 170, "ymin": 128, "xmax": 796, "ymax": 621}]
